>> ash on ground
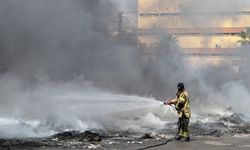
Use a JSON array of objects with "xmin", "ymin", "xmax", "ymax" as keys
[
  {"xmin": 1, "ymin": 113, "xmax": 250, "ymax": 149},
  {"xmin": 0, "ymin": 131, "xmax": 103, "ymax": 150}
]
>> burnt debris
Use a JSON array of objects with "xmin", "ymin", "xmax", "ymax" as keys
[{"xmin": 51, "ymin": 130, "xmax": 102, "ymax": 142}]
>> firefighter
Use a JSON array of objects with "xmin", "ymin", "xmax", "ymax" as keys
[{"xmin": 164, "ymin": 82, "xmax": 191, "ymax": 141}]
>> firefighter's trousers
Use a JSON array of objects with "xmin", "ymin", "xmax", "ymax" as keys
[{"xmin": 178, "ymin": 117, "xmax": 190, "ymax": 137}]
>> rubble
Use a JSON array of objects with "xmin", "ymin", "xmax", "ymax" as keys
[
  {"xmin": 219, "ymin": 113, "xmax": 246, "ymax": 124},
  {"xmin": 0, "ymin": 115, "xmax": 250, "ymax": 149},
  {"xmin": 0, "ymin": 138, "xmax": 50, "ymax": 149},
  {"xmin": 190, "ymin": 113, "xmax": 250, "ymax": 137},
  {"xmin": 0, "ymin": 131, "xmax": 103, "ymax": 149},
  {"xmin": 51, "ymin": 130, "xmax": 102, "ymax": 142},
  {"xmin": 190, "ymin": 121, "xmax": 227, "ymax": 136},
  {"xmin": 141, "ymin": 133, "xmax": 154, "ymax": 139}
]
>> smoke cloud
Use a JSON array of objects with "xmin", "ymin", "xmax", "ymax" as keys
[
  {"xmin": 181, "ymin": 0, "xmax": 250, "ymax": 12},
  {"xmin": 0, "ymin": 0, "xmax": 250, "ymax": 138},
  {"xmin": 0, "ymin": 0, "xmax": 184, "ymax": 137},
  {"xmin": 0, "ymin": 0, "xmax": 185, "ymax": 97},
  {"xmin": 180, "ymin": 0, "xmax": 250, "ymax": 27},
  {"xmin": 177, "ymin": 0, "xmax": 250, "ymax": 116}
]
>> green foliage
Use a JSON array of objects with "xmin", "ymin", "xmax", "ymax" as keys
[{"xmin": 238, "ymin": 29, "xmax": 250, "ymax": 46}]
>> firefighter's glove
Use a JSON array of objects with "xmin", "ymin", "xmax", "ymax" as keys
[{"xmin": 164, "ymin": 101, "xmax": 171, "ymax": 105}]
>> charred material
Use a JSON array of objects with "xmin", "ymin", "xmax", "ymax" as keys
[
  {"xmin": 219, "ymin": 113, "xmax": 246, "ymax": 124},
  {"xmin": 141, "ymin": 133, "xmax": 154, "ymax": 139},
  {"xmin": 190, "ymin": 113, "xmax": 250, "ymax": 137},
  {"xmin": 51, "ymin": 130, "xmax": 102, "ymax": 142},
  {"xmin": 0, "ymin": 138, "xmax": 50, "ymax": 149},
  {"xmin": 0, "ymin": 131, "xmax": 102, "ymax": 149}
]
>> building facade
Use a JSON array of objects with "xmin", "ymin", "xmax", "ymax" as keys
[{"xmin": 138, "ymin": 0, "xmax": 250, "ymax": 59}]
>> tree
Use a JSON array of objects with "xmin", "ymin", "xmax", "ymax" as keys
[{"xmin": 238, "ymin": 29, "xmax": 250, "ymax": 46}]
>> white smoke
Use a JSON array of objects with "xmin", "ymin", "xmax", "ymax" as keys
[
  {"xmin": 0, "ymin": 0, "xmax": 250, "ymax": 138},
  {"xmin": 0, "ymin": 74, "xmax": 172, "ymax": 138}
]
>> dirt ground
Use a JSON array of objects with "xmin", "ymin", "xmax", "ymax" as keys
[
  {"xmin": 1, "ymin": 135, "xmax": 250, "ymax": 150},
  {"xmin": 133, "ymin": 135, "xmax": 250, "ymax": 150}
]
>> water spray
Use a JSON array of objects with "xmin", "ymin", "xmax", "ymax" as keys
[{"xmin": 137, "ymin": 99, "xmax": 181, "ymax": 150}]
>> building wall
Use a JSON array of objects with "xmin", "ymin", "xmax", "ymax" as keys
[
  {"xmin": 139, "ymin": 0, "xmax": 182, "ymax": 13},
  {"xmin": 138, "ymin": 0, "xmax": 250, "ymax": 51},
  {"xmin": 178, "ymin": 35, "xmax": 241, "ymax": 48},
  {"xmin": 139, "ymin": 15, "xmax": 250, "ymax": 29}
]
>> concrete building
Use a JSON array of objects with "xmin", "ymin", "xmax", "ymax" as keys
[{"xmin": 138, "ymin": 0, "xmax": 250, "ymax": 64}]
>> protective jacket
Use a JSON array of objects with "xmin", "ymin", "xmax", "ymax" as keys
[{"xmin": 175, "ymin": 90, "xmax": 191, "ymax": 118}]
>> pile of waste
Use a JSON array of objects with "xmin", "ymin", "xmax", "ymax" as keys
[{"xmin": 0, "ymin": 131, "xmax": 103, "ymax": 149}]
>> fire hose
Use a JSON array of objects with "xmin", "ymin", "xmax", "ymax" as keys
[{"xmin": 137, "ymin": 103, "xmax": 181, "ymax": 150}]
